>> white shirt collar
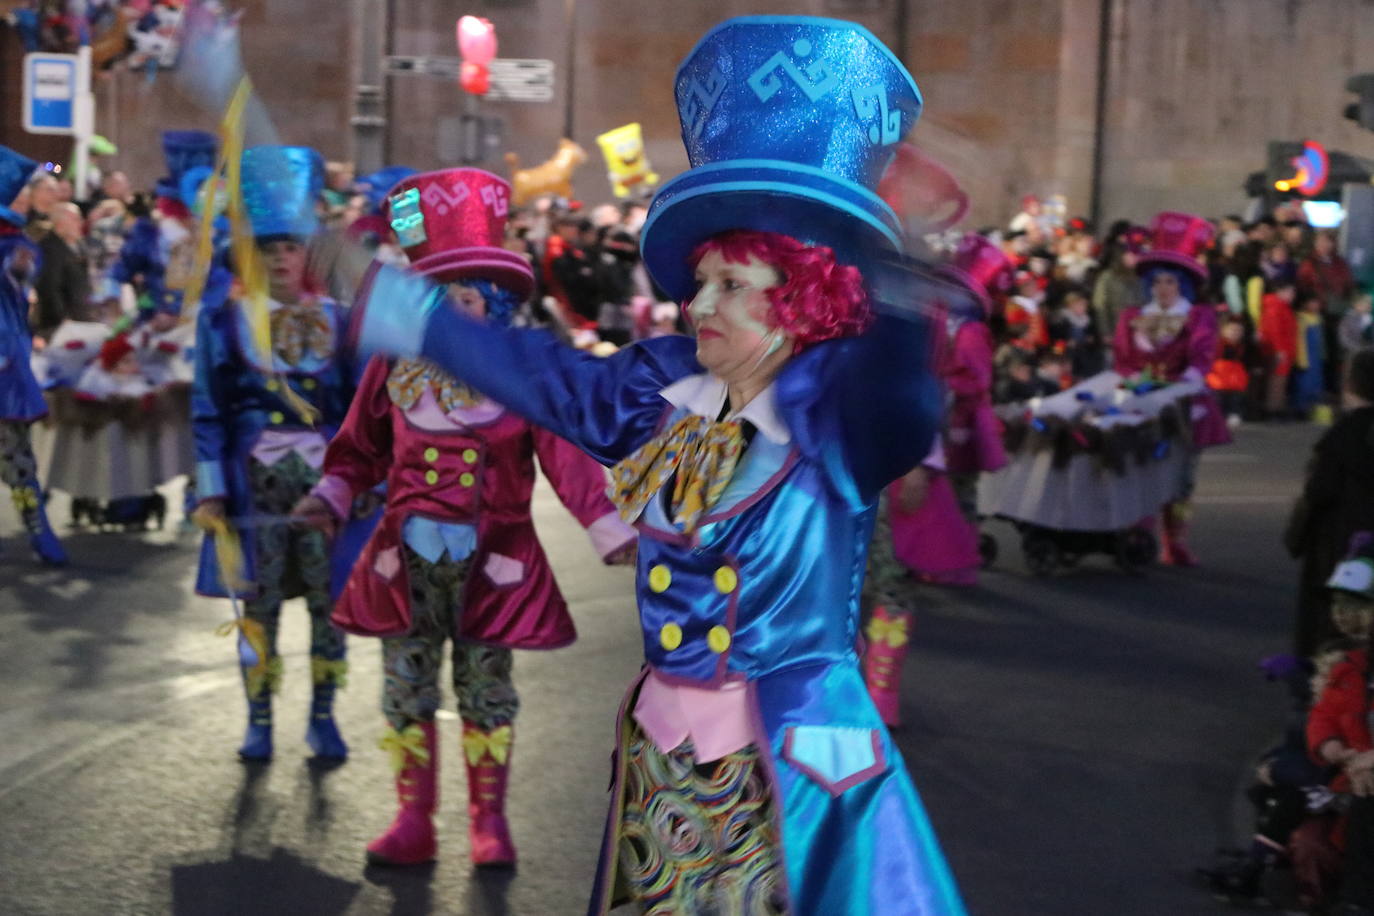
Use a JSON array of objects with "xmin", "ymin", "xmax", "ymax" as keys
[
  {"xmin": 1142, "ymin": 297, "xmax": 1192, "ymax": 318},
  {"xmin": 658, "ymin": 373, "xmax": 791, "ymax": 446}
]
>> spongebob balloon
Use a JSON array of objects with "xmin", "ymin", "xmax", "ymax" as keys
[{"xmin": 596, "ymin": 123, "xmax": 659, "ymax": 199}]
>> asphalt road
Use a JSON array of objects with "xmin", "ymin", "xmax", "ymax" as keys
[{"xmin": 0, "ymin": 421, "xmax": 1317, "ymax": 916}]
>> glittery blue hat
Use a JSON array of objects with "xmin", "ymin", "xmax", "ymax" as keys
[
  {"xmin": 0, "ymin": 145, "xmax": 38, "ymax": 229},
  {"xmin": 640, "ymin": 16, "xmax": 922, "ymax": 301},
  {"xmin": 241, "ymin": 145, "xmax": 325, "ymax": 241},
  {"xmin": 155, "ymin": 131, "xmax": 218, "ymax": 201}
]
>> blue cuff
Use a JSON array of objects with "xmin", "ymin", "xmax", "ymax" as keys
[
  {"xmin": 357, "ymin": 263, "xmax": 447, "ymax": 359},
  {"xmin": 196, "ymin": 460, "xmax": 227, "ymax": 500}
]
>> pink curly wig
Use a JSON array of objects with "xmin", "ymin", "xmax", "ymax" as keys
[{"xmin": 687, "ymin": 230, "xmax": 872, "ymax": 349}]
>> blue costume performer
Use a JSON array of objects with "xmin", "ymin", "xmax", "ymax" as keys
[
  {"xmin": 345, "ymin": 17, "xmax": 966, "ymax": 915},
  {"xmin": 0, "ymin": 145, "xmax": 67, "ymax": 567},
  {"xmin": 191, "ymin": 145, "xmax": 359, "ymax": 761}
]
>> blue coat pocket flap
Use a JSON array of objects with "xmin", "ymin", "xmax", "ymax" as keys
[{"xmin": 782, "ymin": 725, "xmax": 886, "ymax": 796}]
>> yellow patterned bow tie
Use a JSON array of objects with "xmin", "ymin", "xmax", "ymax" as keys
[
  {"xmin": 387, "ymin": 358, "xmax": 484, "ymax": 413},
  {"xmin": 462, "ymin": 724, "xmax": 514, "ymax": 766},
  {"xmin": 866, "ymin": 614, "xmax": 909, "ymax": 648},
  {"xmin": 379, "ymin": 724, "xmax": 431, "ymax": 772},
  {"xmin": 269, "ymin": 299, "xmax": 333, "ymax": 366},
  {"xmin": 609, "ymin": 413, "xmax": 746, "ymax": 535}
]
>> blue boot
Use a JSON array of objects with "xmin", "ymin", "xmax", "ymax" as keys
[
  {"xmin": 239, "ymin": 695, "xmax": 273, "ymax": 761},
  {"xmin": 305, "ymin": 656, "xmax": 348, "ymax": 760},
  {"xmin": 237, "ymin": 658, "xmax": 279, "ymax": 761},
  {"xmin": 13, "ymin": 484, "xmax": 67, "ymax": 567}
]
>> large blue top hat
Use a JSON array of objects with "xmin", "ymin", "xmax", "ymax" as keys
[
  {"xmin": 640, "ymin": 16, "xmax": 922, "ymax": 302},
  {"xmin": 155, "ymin": 130, "xmax": 218, "ymax": 201},
  {"xmin": 241, "ymin": 145, "xmax": 325, "ymax": 241},
  {"xmin": 0, "ymin": 145, "xmax": 39, "ymax": 229}
]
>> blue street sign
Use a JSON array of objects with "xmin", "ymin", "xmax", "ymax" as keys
[{"xmin": 23, "ymin": 53, "xmax": 78, "ymax": 135}]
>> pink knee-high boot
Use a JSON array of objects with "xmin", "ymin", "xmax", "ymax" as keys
[
  {"xmin": 863, "ymin": 606, "xmax": 912, "ymax": 727},
  {"xmin": 367, "ymin": 721, "xmax": 438, "ymax": 866},
  {"xmin": 462, "ymin": 721, "xmax": 516, "ymax": 866},
  {"xmin": 1160, "ymin": 501, "xmax": 1198, "ymax": 567}
]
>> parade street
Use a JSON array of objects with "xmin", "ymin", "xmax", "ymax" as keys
[{"xmin": 0, "ymin": 421, "xmax": 1314, "ymax": 916}]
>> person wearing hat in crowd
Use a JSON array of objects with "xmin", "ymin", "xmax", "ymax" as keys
[
  {"xmin": 1112, "ymin": 211, "xmax": 1232, "ymax": 566},
  {"xmin": 0, "ymin": 145, "xmax": 67, "ymax": 567},
  {"xmin": 334, "ymin": 15, "xmax": 965, "ymax": 915},
  {"xmin": 863, "ymin": 234, "xmax": 1012, "ymax": 723},
  {"xmin": 1305, "ymin": 535, "xmax": 1374, "ymax": 916},
  {"xmin": 291, "ymin": 168, "xmax": 636, "ymax": 868},
  {"xmin": 190, "ymin": 145, "xmax": 361, "ymax": 762}
]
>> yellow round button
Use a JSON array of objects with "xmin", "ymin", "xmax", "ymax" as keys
[
  {"xmin": 648, "ymin": 564, "xmax": 672, "ymax": 593},
  {"xmin": 713, "ymin": 566, "xmax": 738, "ymax": 594},
  {"xmin": 423, "ymin": 447, "xmax": 439, "ymax": 463},
  {"xmin": 265, "ymin": 379, "xmax": 279, "ymax": 392},
  {"xmin": 659, "ymin": 623, "xmax": 683, "ymax": 651},
  {"xmin": 269, "ymin": 411, "xmax": 285, "ymax": 425},
  {"xmin": 462, "ymin": 448, "xmax": 479, "ymax": 464},
  {"xmin": 707, "ymin": 626, "xmax": 732, "ymax": 654},
  {"xmin": 302, "ymin": 378, "xmax": 317, "ymax": 390},
  {"xmin": 459, "ymin": 472, "xmax": 475, "ymax": 487},
  {"xmin": 424, "ymin": 469, "xmax": 439, "ymax": 486}
]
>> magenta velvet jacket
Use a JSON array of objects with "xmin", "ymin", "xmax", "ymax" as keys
[
  {"xmin": 1111, "ymin": 303, "xmax": 1232, "ymax": 449},
  {"xmin": 314, "ymin": 355, "xmax": 632, "ymax": 648}
]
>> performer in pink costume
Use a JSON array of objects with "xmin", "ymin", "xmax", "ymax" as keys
[
  {"xmin": 865, "ymin": 235, "xmax": 1012, "ymax": 722},
  {"xmin": 1111, "ymin": 211, "xmax": 1231, "ymax": 566},
  {"xmin": 293, "ymin": 168, "xmax": 635, "ymax": 867}
]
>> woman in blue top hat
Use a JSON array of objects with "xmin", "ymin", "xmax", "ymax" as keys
[
  {"xmin": 191, "ymin": 144, "xmax": 361, "ymax": 762},
  {"xmin": 337, "ymin": 16, "xmax": 966, "ymax": 915},
  {"xmin": 0, "ymin": 144, "xmax": 67, "ymax": 567}
]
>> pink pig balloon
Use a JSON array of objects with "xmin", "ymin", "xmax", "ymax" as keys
[{"xmin": 457, "ymin": 16, "xmax": 497, "ymax": 66}]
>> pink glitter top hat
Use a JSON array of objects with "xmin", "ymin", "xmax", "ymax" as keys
[
  {"xmin": 384, "ymin": 168, "xmax": 534, "ymax": 299},
  {"xmin": 937, "ymin": 233, "xmax": 1014, "ymax": 315},
  {"xmin": 1135, "ymin": 211, "xmax": 1214, "ymax": 281}
]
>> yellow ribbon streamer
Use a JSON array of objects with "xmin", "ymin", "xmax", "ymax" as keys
[
  {"xmin": 379, "ymin": 724, "xmax": 431, "ymax": 773},
  {"xmin": 866, "ymin": 614, "xmax": 909, "ymax": 649},
  {"xmin": 462, "ymin": 724, "xmax": 513, "ymax": 766},
  {"xmin": 609, "ymin": 414, "xmax": 745, "ymax": 534},
  {"xmin": 310, "ymin": 657, "xmax": 349, "ymax": 688},
  {"xmin": 10, "ymin": 486, "xmax": 39, "ymax": 513}
]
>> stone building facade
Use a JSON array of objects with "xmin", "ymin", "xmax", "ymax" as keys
[{"xmin": 5, "ymin": 0, "xmax": 1373, "ymax": 228}]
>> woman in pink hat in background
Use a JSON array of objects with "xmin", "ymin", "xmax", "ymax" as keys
[
  {"xmin": 864, "ymin": 233, "xmax": 1013, "ymax": 723},
  {"xmin": 1112, "ymin": 211, "xmax": 1232, "ymax": 566},
  {"xmin": 293, "ymin": 168, "xmax": 636, "ymax": 869}
]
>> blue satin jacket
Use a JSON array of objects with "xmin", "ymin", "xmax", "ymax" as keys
[
  {"xmin": 406, "ymin": 295, "xmax": 967, "ymax": 915},
  {"xmin": 191, "ymin": 291, "xmax": 361, "ymax": 598},
  {"xmin": 0, "ymin": 234, "xmax": 46, "ymax": 422}
]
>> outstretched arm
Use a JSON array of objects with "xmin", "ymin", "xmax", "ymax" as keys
[{"xmin": 355, "ymin": 261, "xmax": 698, "ymax": 465}]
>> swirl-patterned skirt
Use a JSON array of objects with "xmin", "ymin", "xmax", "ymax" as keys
[{"xmin": 616, "ymin": 718, "xmax": 787, "ymax": 915}]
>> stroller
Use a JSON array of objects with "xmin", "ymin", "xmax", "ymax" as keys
[{"xmin": 978, "ymin": 372, "xmax": 1199, "ymax": 576}]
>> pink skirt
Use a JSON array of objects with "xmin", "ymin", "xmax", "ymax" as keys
[{"xmin": 888, "ymin": 474, "xmax": 980, "ymax": 586}]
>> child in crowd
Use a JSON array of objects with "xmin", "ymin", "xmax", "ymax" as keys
[
  {"xmin": 1207, "ymin": 315, "xmax": 1250, "ymax": 428},
  {"xmin": 1293, "ymin": 294, "xmax": 1327, "ymax": 418},
  {"xmin": 1259, "ymin": 277, "xmax": 1299, "ymax": 418},
  {"xmin": 1049, "ymin": 288, "xmax": 1104, "ymax": 380},
  {"xmin": 1005, "ymin": 270, "xmax": 1049, "ymax": 354}
]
